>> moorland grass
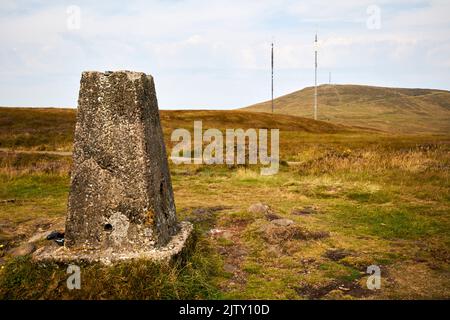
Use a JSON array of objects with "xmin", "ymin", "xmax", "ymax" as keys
[{"xmin": 0, "ymin": 107, "xmax": 449, "ymax": 299}]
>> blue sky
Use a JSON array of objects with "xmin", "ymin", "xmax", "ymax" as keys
[{"xmin": 0, "ymin": 0, "xmax": 449, "ymax": 109}]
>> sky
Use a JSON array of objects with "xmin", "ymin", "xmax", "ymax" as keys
[{"xmin": 0, "ymin": 0, "xmax": 449, "ymax": 109}]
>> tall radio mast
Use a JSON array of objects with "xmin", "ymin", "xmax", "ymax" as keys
[
  {"xmin": 271, "ymin": 41, "xmax": 274, "ymax": 114},
  {"xmin": 314, "ymin": 33, "xmax": 318, "ymax": 120}
]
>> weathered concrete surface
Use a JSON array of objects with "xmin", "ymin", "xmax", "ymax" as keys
[
  {"xmin": 33, "ymin": 221, "xmax": 193, "ymax": 265},
  {"xmin": 34, "ymin": 71, "xmax": 191, "ymax": 263}
]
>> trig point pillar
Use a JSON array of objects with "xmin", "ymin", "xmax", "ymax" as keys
[{"xmin": 34, "ymin": 71, "xmax": 192, "ymax": 264}]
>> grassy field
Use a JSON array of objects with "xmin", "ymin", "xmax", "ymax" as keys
[
  {"xmin": 243, "ymin": 84, "xmax": 450, "ymax": 134},
  {"xmin": 0, "ymin": 107, "xmax": 350, "ymax": 151},
  {"xmin": 0, "ymin": 107, "xmax": 449, "ymax": 299}
]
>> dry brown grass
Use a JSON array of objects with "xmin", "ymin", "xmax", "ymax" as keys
[
  {"xmin": 259, "ymin": 223, "xmax": 329, "ymax": 244},
  {"xmin": 0, "ymin": 151, "xmax": 71, "ymax": 177},
  {"xmin": 294, "ymin": 143, "xmax": 450, "ymax": 175},
  {"xmin": 0, "ymin": 107, "xmax": 449, "ymax": 299},
  {"xmin": 0, "ymin": 107, "xmax": 349, "ymax": 152},
  {"xmin": 243, "ymin": 84, "xmax": 450, "ymax": 134}
]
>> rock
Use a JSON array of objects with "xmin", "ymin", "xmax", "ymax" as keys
[
  {"xmin": 338, "ymin": 285, "xmax": 351, "ymax": 291},
  {"xmin": 221, "ymin": 231, "xmax": 233, "ymax": 240},
  {"xmin": 8, "ymin": 243, "xmax": 36, "ymax": 257},
  {"xmin": 271, "ymin": 218, "xmax": 294, "ymax": 227},
  {"xmin": 209, "ymin": 228, "xmax": 225, "ymax": 236},
  {"xmin": 44, "ymin": 231, "xmax": 65, "ymax": 246},
  {"xmin": 248, "ymin": 203, "xmax": 283, "ymax": 222},
  {"xmin": 64, "ymin": 71, "xmax": 179, "ymax": 250},
  {"xmin": 248, "ymin": 202, "xmax": 271, "ymax": 214},
  {"xmin": 224, "ymin": 263, "xmax": 238, "ymax": 273},
  {"xmin": 46, "ymin": 231, "xmax": 64, "ymax": 240}
]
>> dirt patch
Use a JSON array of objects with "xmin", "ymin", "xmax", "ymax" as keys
[
  {"xmin": 415, "ymin": 241, "xmax": 450, "ymax": 271},
  {"xmin": 295, "ymin": 280, "xmax": 374, "ymax": 299},
  {"xmin": 218, "ymin": 242, "xmax": 248, "ymax": 288},
  {"xmin": 260, "ymin": 223, "xmax": 329, "ymax": 244},
  {"xmin": 265, "ymin": 213, "xmax": 281, "ymax": 221},
  {"xmin": 0, "ymin": 220, "xmax": 27, "ymax": 251},
  {"xmin": 213, "ymin": 217, "xmax": 250, "ymax": 290},
  {"xmin": 324, "ymin": 248, "xmax": 353, "ymax": 261},
  {"xmin": 0, "ymin": 217, "xmax": 64, "ymax": 259}
]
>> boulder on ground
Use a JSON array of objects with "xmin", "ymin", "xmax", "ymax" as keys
[
  {"xmin": 248, "ymin": 202, "xmax": 271, "ymax": 214},
  {"xmin": 271, "ymin": 218, "xmax": 294, "ymax": 227}
]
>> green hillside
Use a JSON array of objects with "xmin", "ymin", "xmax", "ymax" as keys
[{"xmin": 243, "ymin": 84, "xmax": 450, "ymax": 134}]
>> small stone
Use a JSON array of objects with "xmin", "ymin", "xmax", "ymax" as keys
[
  {"xmin": 338, "ymin": 285, "xmax": 350, "ymax": 291},
  {"xmin": 224, "ymin": 263, "xmax": 237, "ymax": 273},
  {"xmin": 8, "ymin": 243, "xmax": 36, "ymax": 257},
  {"xmin": 46, "ymin": 231, "xmax": 64, "ymax": 240},
  {"xmin": 209, "ymin": 228, "xmax": 225, "ymax": 236},
  {"xmin": 271, "ymin": 218, "xmax": 294, "ymax": 227},
  {"xmin": 221, "ymin": 231, "xmax": 233, "ymax": 240},
  {"xmin": 248, "ymin": 202, "xmax": 271, "ymax": 214}
]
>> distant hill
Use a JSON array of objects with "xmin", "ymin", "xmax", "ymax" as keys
[
  {"xmin": 242, "ymin": 84, "xmax": 450, "ymax": 134},
  {"xmin": 0, "ymin": 108, "xmax": 347, "ymax": 151}
]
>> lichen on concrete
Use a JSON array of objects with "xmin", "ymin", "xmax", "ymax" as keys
[{"xmin": 33, "ymin": 70, "xmax": 192, "ymax": 264}]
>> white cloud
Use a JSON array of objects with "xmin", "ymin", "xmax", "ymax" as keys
[{"xmin": 0, "ymin": 0, "xmax": 449, "ymax": 108}]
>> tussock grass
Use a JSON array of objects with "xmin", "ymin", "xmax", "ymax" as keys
[{"xmin": 0, "ymin": 231, "xmax": 223, "ymax": 300}]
